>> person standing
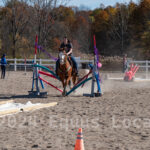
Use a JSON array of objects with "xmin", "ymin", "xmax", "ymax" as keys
[
  {"xmin": 123, "ymin": 54, "xmax": 127, "ymax": 73},
  {"xmin": 1, "ymin": 54, "xmax": 7, "ymax": 79}
]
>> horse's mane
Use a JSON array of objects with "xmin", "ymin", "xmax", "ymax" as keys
[{"xmin": 59, "ymin": 48, "xmax": 65, "ymax": 52}]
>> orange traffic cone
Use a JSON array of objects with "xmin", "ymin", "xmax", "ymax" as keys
[{"xmin": 74, "ymin": 128, "xmax": 85, "ymax": 150}]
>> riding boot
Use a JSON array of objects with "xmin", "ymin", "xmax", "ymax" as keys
[
  {"xmin": 75, "ymin": 68, "xmax": 79, "ymax": 77},
  {"xmin": 55, "ymin": 59, "xmax": 60, "ymax": 76}
]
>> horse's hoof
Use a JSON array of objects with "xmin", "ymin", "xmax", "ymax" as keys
[{"xmin": 62, "ymin": 91, "xmax": 66, "ymax": 96}]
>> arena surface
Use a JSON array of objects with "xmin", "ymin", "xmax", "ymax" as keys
[{"xmin": 0, "ymin": 71, "xmax": 150, "ymax": 150}]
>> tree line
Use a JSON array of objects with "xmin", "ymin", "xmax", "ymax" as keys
[{"xmin": 0, "ymin": 0, "xmax": 150, "ymax": 59}]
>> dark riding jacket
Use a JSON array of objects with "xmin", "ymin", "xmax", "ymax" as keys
[{"xmin": 60, "ymin": 42, "xmax": 73, "ymax": 56}]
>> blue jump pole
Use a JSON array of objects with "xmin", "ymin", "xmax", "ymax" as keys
[
  {"xmin": 66, "ymin": 77, "xmax": 92, "ymax": 96},
  {"xmin": 95, "ymin": 73, "xmax": 101, "ymax": 93},
  {"xmin": 31, "ymin": 69, "xmax": 35, "ymax": 91},
  {"xmin": 39, "ymin": 74, "xmax": 44, "ymax": 89}
]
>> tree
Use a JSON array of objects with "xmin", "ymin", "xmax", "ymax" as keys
[
  {"xmin": 72, "ymin": 10, "xmax": 92, "ymax": 54},
  {"xmin": 107, "ymin": 4, "xmax": 130, "ymax": 54},
  {"xmin": 91, "ymin": 9, "xmax": 110, "ymax": 55},
  {"xmin": 1, "ymin": 0, "xmax": 30, "ymax": 58},
  {"xmin": 29, "ymin": 0, "xmax": 70, "ymax": 48}
]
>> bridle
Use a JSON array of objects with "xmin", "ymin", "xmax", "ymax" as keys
[{"xmin": 58, "ymin": 52, "xmax": 71, "ymax": 73}]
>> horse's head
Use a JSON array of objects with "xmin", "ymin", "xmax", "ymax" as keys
[{"xmin": 59, "ymin": 51, "xmax": 67, "ymax": 65}]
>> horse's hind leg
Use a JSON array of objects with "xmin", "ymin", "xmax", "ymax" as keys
[
  {"xmin": 64, "ymin": 76, "xmax": 72, "ymax": 93},
  {"xmin": 62, "ymin": 80, "xmax": 69, "ymax": 96},
  {"xmin": 61, "ymin": 78, "xmax": 66, "ymax": 96},
  {"xmin": 62, "ymin": 85, "xmax": 67, "ymax": 96},
  {"xmin": 72, "ymin": 75, "xmax": 77, "ymax": 85},
  {"xmin": 62, "ymin": 77, "xmax": 71, "ymax": 96},
  {"xmin": 68, "ymin": 80, "xmax": 72, "ymax": 89}
]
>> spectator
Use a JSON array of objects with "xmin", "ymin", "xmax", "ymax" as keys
[{"xmin": 1, "ymin": 54, "xmax": 7, "ymax": 79}]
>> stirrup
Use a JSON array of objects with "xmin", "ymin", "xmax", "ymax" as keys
[{"xmin": 75, "ymin": 69, "xmax": 79, "ymax": 77}]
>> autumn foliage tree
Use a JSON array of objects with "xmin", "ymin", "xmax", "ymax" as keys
[{"xmin": 0, "ymin": 0, "xmax": 150, "ymax": 59}]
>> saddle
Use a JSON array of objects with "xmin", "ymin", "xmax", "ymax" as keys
[
  {"xmin": 67, "ymin": 56, "xmax": 73, "ymax": 67},
  {"xmin": 67, "ymin": 56, "xmax": 76, "ymax": 73}
]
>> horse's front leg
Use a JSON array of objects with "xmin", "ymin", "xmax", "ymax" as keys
[
  {"xmin": 66, "ymin": 76, "xmax": 72, "ymax": 89},
  {"xmin": 62, "ymin": 79, "xmax": 67, "ymax": 96},
  {"xmin": 62, "ymin": 79, "xmax": 65, "ymax": 88},
  {"xmin": 59, "ymin": 76, "xmax": 64, "ymax": 88},
  {"xmin": 62, "ymin": 76, "xmax": 71, "ymax": 96},
  {"xmin": 59, "ymin": 76, "xmax": 65, "ymax": 96},
  {"xmin": 63, "ymin": 86, "xmax": 66, "ymax": 96}
]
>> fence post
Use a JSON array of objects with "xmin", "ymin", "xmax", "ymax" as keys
[
  {"xmin": 24, "ymin": 57, "xmax": 26, "ymax": 74},
  {"xmin": 14, "ymin": 58, "xmax": 17, "ymax": 71},
  {"xmin": 146, "ymin": 60, "xmax": 148, "ymax": 79}
]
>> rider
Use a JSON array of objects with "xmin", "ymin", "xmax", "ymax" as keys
[{"xmin": 56, "ymin": 36, "xmax": 78, "ymax": 76}]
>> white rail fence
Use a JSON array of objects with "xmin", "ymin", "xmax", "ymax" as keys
[
  {"xmin": 127, "ymin": 60, "xmax": 150, "ymax": 78},
  {"xmin": 0, "ymin": 57, "xmax": 93, "ymax": 71}
]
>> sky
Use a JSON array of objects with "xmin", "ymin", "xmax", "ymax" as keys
[
  {"xmin": 67, "ymin": 0, "xmax": 138, "ymax": 10},
  {"xmin": 0, "ymin": 0, "xmax": 138, "ymax": 9}
]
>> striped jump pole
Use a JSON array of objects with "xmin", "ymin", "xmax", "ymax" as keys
[
  {"xmin": 31, "ymin": 35, "xmax": 38, "ymax": 91},
  {"xmin": 93, "ymin": 35, "xmax": 102, "ymax": 96},
  {"xmin": 34, "ymin": 35, "xmax": 38, "ymax": 63},
  {"xmin": 29, "ymin": 35, "xmax": 47, "ymax": 97}
]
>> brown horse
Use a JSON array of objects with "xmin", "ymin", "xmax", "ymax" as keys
[{"xmin": 57, "ymin": 49, "xmax": 78, "ymax": 96}]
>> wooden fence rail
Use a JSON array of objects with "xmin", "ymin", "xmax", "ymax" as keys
[{"xmin": 0, "ymin": 58, "xmax": 93, "ymax": 71}]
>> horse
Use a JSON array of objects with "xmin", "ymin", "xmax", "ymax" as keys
[{"xmin": 57, "ymin": 48, "xmax": 78, "ymax": 96}]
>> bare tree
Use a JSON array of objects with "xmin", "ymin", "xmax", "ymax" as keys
[
  {"xmin": 72, "ymin": 11, "xmax": 92, "ymax": 54},
  {"xmin": 29, "ymin": 0, "xmax": 70, "ymax": 48},
  {"xmin": 1, "ymin": 0, "xmax": 31, "ymax": 58},
  {"xmin": 108, "ymin": 4, "xmax": 130, "ymax": 54}
]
